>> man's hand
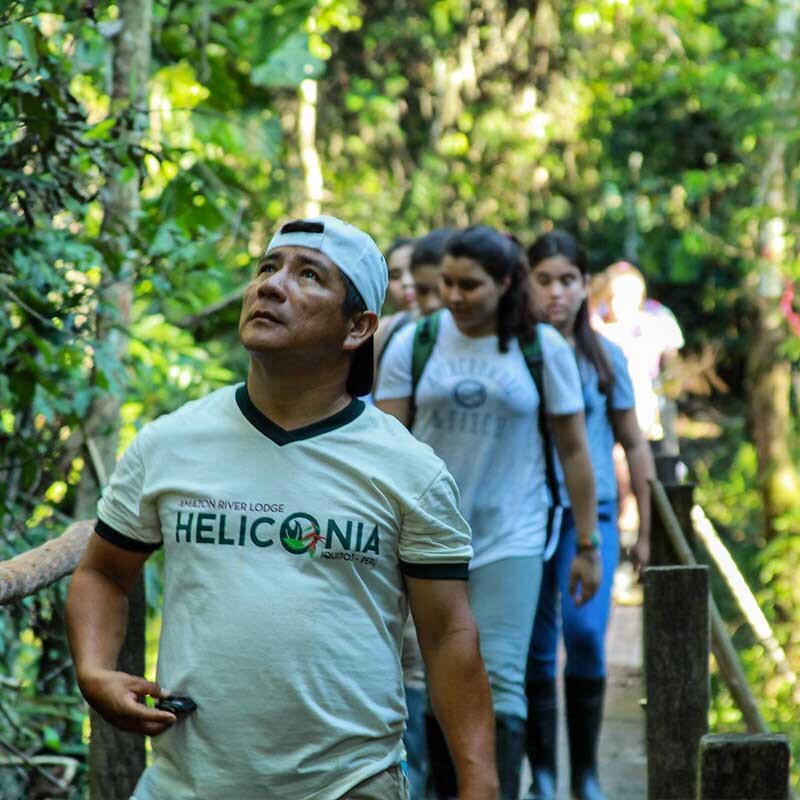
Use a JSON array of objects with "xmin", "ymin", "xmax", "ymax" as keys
[
  {"xmin": 79, "ymin": 669, "xmax": 176, "ymax": 736},
  {"xmin": 569, "ymin": 550, "xmax": 602, "ymax": 606}
]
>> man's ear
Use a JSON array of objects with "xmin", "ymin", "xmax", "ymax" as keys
[{"xmin": 343, "ymin": 311, "xmax": 379, "ymax": 352}]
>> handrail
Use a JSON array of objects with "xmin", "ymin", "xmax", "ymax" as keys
[
  {"xmin": 0, "ymin": 520, "xmax": 94, "ymax": 605},
  {"xmin": 651, "ymin": 480, "xmax": 768, "ymax": 733},
  {"xmin": 691, "ymin": 503, "xmax": 800, "ymax": 706}
]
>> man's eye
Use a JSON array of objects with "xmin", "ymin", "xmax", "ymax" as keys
[
  {"xmin": 301, "ymin": 269, "xmax": 319, "ymax": 281},
  {"xmin": 258, "ymin": 263, "xmax": 276, "ymax": 275}
]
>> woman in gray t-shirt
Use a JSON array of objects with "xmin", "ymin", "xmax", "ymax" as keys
[
  {"xmin": 376, "ymin": 225, "xmax": 601, "ymax": 800},
  {"xmin": 526, "ymin": 230, "xmax": 656, "ymax": 800}
]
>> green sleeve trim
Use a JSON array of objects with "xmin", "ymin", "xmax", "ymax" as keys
[
  {"xmin": 95, "ymin": 519, "xmax": 162, "ymax": 553},
  {"xmin": 400, "ymin": 560, "xmax": 469, "ymax": 580}
]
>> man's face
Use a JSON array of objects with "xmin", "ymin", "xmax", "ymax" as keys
[{"xmin": 239, "ymin": 245, "xmax": 351, "ymax": 356}]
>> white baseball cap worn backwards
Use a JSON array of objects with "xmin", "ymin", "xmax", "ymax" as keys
[{"xmin": 265, "ymin": 215, "xmax": 389, "ymax": 396}]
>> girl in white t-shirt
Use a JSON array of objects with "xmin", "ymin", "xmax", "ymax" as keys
[{"xmin": 375, "ymin": 225, "xmax": 600, "ymax": 800}]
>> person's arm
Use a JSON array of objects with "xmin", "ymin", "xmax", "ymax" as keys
[
  {"xmin": 550, "ymin": 412, "xmax": 601, "ymax": 605},
  {"xmin": 374, "ymin": 312, "xmax": 404, "ymax": 367},
  {"xmin": 612, "ymin": 407, "xmax": 656, "ymax": 572},
  {"xmin": 658, "ymin": 349, "xmax": 682, "ymax": 399},
  {"xmin": 66, "ymin": 532, "xmax": 176, "ymax": 735},
  {"xmin": 655, "ymin": 306, "xmax": 684, "ymax": 398},
  {"xmin": 405, "ymin": 576, "xmax": 498, "ymax": 800},
  {"xmin": 376, "ymin": 396, "xmax": 411, "ymax": 428},
  {"xmin": 374, "ymin": 315, "xmax": 414, "ymax": 425}
]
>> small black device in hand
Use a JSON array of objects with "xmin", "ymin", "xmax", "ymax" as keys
[{"xmin": 156, "ymin": 696, "xmax": 197, "ymax": 717}]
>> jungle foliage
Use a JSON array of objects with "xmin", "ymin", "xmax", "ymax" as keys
[{"xmin": 1, "ymin": 0, "xmax": 798, "ymax": 795}]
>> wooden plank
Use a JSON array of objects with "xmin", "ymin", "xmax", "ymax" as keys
[
  {"xmin": 698, "ymin": 733, "xmax": 790, "ymax": 800},
  {"xmin": 644, "ymin": 565, "xmax": 710, "ymax": 800}
]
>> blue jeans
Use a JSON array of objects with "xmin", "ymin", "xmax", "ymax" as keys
[
  {"xmin": 402, "ymin": 686, "xmax": 427, "ymax": 799},
  {"xmin": 471, "ymin": 556, "xmax": 543, "ymax": 719},
  {"xmin": 527, "ymin": 501, "xmax": 619, "ymax": 681}
]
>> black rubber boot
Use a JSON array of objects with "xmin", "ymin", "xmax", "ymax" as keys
[
  {"xmin": 425, "ymin": 713, "xmax": 457, "ymax": 799},
  {"xmin": 495, "ymin": 713, "xmax": 526, "ymax": 800},
  {"xmin": 523, "ymin": 679, "xmax": 558, "ymax": 800},
  {"xmin": 565, "ymin": 676, "xmax": 608, "ymax": 800}
]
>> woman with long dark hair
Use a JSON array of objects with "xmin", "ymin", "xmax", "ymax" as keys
[
  {"xmin": 375, "ymin": 225, "xmax": 601, "ymax": 800},
  {"xmin": 525, "ymin": 230, "xmax": 655, "ymax": 800}
]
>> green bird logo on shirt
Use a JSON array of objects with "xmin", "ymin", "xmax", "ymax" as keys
[{"xmin": 280, "ymin": 514, "xmax": 323, "ymax": 558}]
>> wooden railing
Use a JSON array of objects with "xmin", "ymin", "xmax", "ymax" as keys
[
  {"xmin": 646, "ymin": 478, "xmax": 795, "ymax": 800},
  {"xmin": 0, "ymin": 520, "xmax": 94, "ymax": 606}
]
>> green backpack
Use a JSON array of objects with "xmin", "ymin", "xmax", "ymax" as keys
[{"xmin": 410, "ymin": 310, "xmax": 564, "ymax": 560}]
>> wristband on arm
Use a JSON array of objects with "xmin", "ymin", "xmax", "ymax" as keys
[{"xmin": 577, "ymin": 529, "xmax": 601, "ymax": 551}]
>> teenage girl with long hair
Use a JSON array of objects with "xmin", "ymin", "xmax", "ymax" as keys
[
  {"xmin": 525, "ymin": 231, "xmax": 655, "ymax": 800},
  {"xmin": 375, "ymin": 224, "xmax": 601, "ymax": 800}
]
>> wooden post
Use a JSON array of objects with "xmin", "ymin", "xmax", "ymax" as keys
[
  {"xmin": 644, "ymin": 565, "xmax": 710, "ymax": 800},
  {"xmin": 697, "ymin": 733, "xmax": 790, "ymax": 799},
  {"xmin": 654, "ymin": 454, "xmax": 680, "ymax": 483},
  {"xmin": 650, "ymin": 482, "xmax": 696, "ymax": 566},
  {"xmin": 650, "ymin": 481, "xmax": 769, "ymax": 734}
]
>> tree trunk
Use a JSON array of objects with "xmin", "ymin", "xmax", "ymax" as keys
[
  {"xmin": 298, "ymin": 78, "xmax": 323, "ymax": 216},
  {"xmin": 746, "ymin": 0, "xmax": 799, "ymax": 541},
  {"xmin": 72, "ymin": 1, "xmax": 153, "ymax": 797},
  {"xmin": 88, "ymin": 580, "xmax": 147, "ymax": 800},
  {"xmin": 746, "ymin": 301, "xmax": 797, "ymax": 540}
]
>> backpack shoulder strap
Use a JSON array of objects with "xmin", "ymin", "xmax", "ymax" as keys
[
  {"xmin": 409, "ymin": 310, "xmax": 442, "ymax": 426},
  {"xmin": 377, "ymin": 311, "xmax": 414, "ymax": 371},
  {"xmin": 521, "ymin": 325, "xmax": 563, "ymax": 560},
  {"xmin": 519, "ymin": 325, "xmax": 543, "ymax": 385},
  {"xmin": 411, "ymin": 310, "xmax": 441, "ymax": 397}
]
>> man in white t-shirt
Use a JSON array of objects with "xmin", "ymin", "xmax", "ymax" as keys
[{"xmin": 66, "ymin": 216, "xmax": 498, "ymax": 800}]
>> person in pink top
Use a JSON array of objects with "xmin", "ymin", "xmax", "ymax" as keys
[
  {"xmin": 592, "ymin": 261, "xmax": 684, "ymax": 533},
  {"xmin": 594, "ymin": 262, "xmax": 683, "ymax": 444}
]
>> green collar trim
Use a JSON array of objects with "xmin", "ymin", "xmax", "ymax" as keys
[{"xmin": 235, "ymin": 384, "xmax": 365, "ymax": 446}]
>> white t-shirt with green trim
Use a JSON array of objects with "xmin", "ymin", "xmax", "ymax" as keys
[{"xmin": 95, "ymin": 384, "xmax": 472, "ymax": 800}]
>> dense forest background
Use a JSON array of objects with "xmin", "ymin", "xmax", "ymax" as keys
[{"xmin": 1, "ymin": 0, "xmax": 798, "ymax": 796}]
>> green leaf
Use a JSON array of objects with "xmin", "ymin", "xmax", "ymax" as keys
[
  {"xmin": 41, "ymin": 725, "xmax": 61, "ymax": 751},
  {"xmin": 250, "ymin": 33, "xmax": 324, "ymax": 88},
  {"xmin": 282, "ymin": 536, "xmax": 307, "ymax": 552},
  {"xmin": 11, "ymin": 21, "xmax": 37, "ymax": 68},
  {"xmin": 84, "ymin": 118, "xmax": 117, "ymax": 141}
]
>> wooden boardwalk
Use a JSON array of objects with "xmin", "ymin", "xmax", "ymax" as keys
[{"xmin": 519, "ymin": 600, "xmax": 647, "ymax": 799}]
